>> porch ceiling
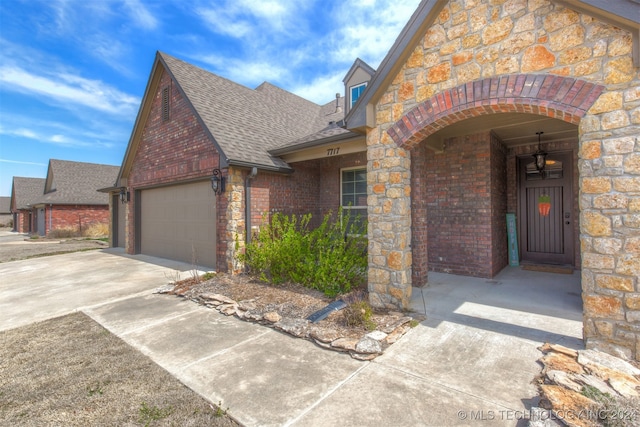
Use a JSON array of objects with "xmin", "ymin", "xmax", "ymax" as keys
[{"xmin": 425, "ymin": 113, "xmax": 578, "ymax": 151}]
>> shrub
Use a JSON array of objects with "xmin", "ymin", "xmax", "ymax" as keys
[
  {"xmin": 241, "ymin": 208, "xmax": 367, "ymax": 297},
  {"xmin": 82, "ymin": 222, "xmax": 109, "ymax": 238},
  {"xmin": 48, "ymin": 227, "xmax": 79, "ymax": 238},
  {"xmin": 343, "ymin": 300, "xmax": 376, "ymax": 330}
]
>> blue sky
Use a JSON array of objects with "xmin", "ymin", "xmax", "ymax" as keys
[{"xmin": 0, "ymin": 0, "xmax": 421, "ymax": 196}]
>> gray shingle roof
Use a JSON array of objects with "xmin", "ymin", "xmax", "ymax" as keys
[
  {"xmin": 160, "ymin": 52, "xmax": 347, "ymax": 171},
  {"xmin": 0, "ymin": 196, "xmax": 10, "ymax": 214},
  {"xmin": 39, "ymin": 159, "xmax": 119, "ymax": 205},
  {"xmin": 11, "ymin": 177, "xmax": 45, "ymax": 210}
]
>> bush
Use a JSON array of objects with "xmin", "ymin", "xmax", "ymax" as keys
[
  {"xmin": 343, "ymin": 300, "xmax": 376, "ymax": 330},
  {"xmin": 48, "ymin": 227, "xmax": 79, "ymax": 238},
  {"xmin": 240, "ymin": 209, "xmax": 367, "ymax": 297},
  {"xmin": 82, "ymin": 222, "xmax": 109, "ymax": 238}
]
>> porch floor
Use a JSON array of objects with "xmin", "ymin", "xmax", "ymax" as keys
[{"xmin": 410, "ymin": 266, "xmax": 583, "ymax": 348}]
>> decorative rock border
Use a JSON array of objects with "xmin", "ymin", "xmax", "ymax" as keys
[
  {"xmin": 533, "ymin": 343, "xmax": 640, "ymax": 427},
  {"xmin": 188, "ymin": 292, "xmax": 420, "ymax": 361}
]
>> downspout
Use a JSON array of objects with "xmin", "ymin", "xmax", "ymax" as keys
[
  {"xmin": 48, "ymin": 204, "xmax": 52, "ymax": 235},
  {"xmin": 245, "ymin": 167, "xmax": 258, "ymax": 245}
]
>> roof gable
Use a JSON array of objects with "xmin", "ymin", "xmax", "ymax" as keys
[
  {"xmin": 0, "ymin": 196, "xmax": 11, "ymax": 214},
  {"xmin": 346, "ymin": 0, "xmax": 640, "ymax": 131},
  {"xmin": 11, "ymin": 177, "xmax": 45, "ymax": 210},
  {"xmin": 39, "ymin": 159, "xmax": 119, "ymax": 205},
  {"xmin": 119, "ymin": 52, "xmax": 350, "ymax": 179}
]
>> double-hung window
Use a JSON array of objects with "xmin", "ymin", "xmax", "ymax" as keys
[{"xmin": 341, "ymin": 167, "xmax": 367, "ymax": 230}]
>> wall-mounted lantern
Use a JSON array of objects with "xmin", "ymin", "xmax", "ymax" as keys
[
  {"xmin": 533, "ymin": 131, "xmax": 547, "ymax": 175},
  {"xmin": 119, "ymin": 187, "xmax": 130, "ymax": 204},
  {"xmin": 211, "ymin": 168, "xmax": 226, "ymax": 195}
]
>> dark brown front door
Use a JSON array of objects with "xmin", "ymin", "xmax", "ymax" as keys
[{"xmin": 518, "ymin": 152, "xmax": 573, "ymax": 265}]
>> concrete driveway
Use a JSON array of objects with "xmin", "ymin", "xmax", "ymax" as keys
[
  {"xmin": 0, "ymin": 247, "xmax": 202, "ymax": 331},
  {"xmin": 1, "ymin": 243, "xmax": 584, "ymax": 426}
]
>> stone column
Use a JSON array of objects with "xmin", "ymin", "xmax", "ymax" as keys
[
  {"xmin": 225, "ymin": 168, "xmax": 245, "ymax": 274},
  {"xmin": 367, "ymin": 127, "xmax": 413, "ymax": 309},
  {"xmin": 580, "ymin": 84, "xmax": 640, "ymax": 360}
]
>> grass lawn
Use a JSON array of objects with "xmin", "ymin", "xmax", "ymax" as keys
[{"xmin": 0, "ymin": 312, "xmax": 238, "ymax": 426}]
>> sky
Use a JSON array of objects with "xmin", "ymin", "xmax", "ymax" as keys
[{"xmin": 0, "ymin": 0, "xmax": 422, "ymax": 197}]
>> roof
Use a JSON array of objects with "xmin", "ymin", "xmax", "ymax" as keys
[
  {"xmin": 120, "ymin": 52, "xmax": 349, "ymax": 177},
  {"xmin": 0, "ymin": 197, "xmax": 10, "ymax": 214},
  {"xmin": 39, "ymin": 159, "xmax": 119, "ymax": 205},
  {"xmin": 346, "ymin": 0, "xmax": 640, "ymax": 131},
  {"xmin": 11, "ymin": 177, "xmax": 45, "ymax": 210}
]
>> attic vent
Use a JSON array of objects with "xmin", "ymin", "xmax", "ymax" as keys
[{"xmin": 162, "ymin": 86, "xmax": 170, "ymax": 122}]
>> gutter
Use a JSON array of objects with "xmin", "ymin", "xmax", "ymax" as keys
[{"xmin": 245, "ymin": 167, "xmax": 258, "ymax": 245}]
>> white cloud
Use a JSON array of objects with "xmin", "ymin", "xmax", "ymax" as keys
[
  {"xmin": 195, "ymin": 54, "xmax": 288, "ymax": 86},
  {"xmin": 290, "ymin": 72, "xmax": 345, "ymax": 105},
  {"xmin": 0, "ymin": 123, "xmax": 115, "ymax": 149},
  {"xmin": 123, "ymin": 0, "xmax": 159, "ymax": 30},
  {"xmin": 0, "ymin": 65, "xmax": 139, "ymax": 116},
  {"xmin": 195, "ymin": 0, "xmax": 309, "ymax": 38},
  {"xmin": 0, "ymin": 159, "xmax": 47, "ymax": 167}
]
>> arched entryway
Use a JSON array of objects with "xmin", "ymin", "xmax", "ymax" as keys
[{"xmin": 367, "ymin": 74, "xmax": 604, "ymax": 309}]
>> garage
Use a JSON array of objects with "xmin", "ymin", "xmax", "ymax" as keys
[{"xmin": 140, "ymin": 180, "xmax": 216, "ymax": 268}]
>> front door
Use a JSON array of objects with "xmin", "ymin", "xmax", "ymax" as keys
[{"xmin": 518, "ymin": 152, "xmax": 573, "ymax": 265}]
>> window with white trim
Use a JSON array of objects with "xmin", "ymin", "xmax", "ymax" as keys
[
  {"xmin": 350, "ymin": 83, "xmax": 367, "ymax": 108},
  {"xmin": 341, "ymin": 167, "xmax": 367, "ymax": 229}
]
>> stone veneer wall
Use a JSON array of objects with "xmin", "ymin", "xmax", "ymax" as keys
[{"xmin": 366, "ymin": 0, "xmax": 640, "ymax": 360}]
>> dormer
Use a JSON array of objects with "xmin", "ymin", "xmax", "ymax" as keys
[{"xmin": 343, "ymin": 58, "xmax": 375, "ymax": 116}]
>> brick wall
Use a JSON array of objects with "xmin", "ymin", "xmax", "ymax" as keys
[
  {"xmin": 489, "ymin": 132, "xmax": 508, "ymax": 276},
  {"xmin": 15, "ymin": 211, "xmax": 30, "ymax": 233},
  {"xmin": 422, "ymin": 131, "xmax": 497, "ymax": 277},
  {"xmin": 246, "ymin": 151, "xmax": 367, "ymax": 230},
  {"xmin": 45, "ymin": 205, "xmax": 109, "ymax": 235},
  {"xmin": 127, "ymin": 68, "xmax": 224, "ymax": 270}
]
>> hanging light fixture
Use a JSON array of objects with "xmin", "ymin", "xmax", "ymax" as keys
[{"xmin": 533, "ymin": 131, "xmax": 547, "ymax": 175}]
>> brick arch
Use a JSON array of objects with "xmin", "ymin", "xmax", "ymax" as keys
[{"xmin": 387, "ymin": 74, "xmax": 604, "ymax": 149}]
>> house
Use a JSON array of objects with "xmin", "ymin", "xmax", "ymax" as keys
[
  {"xmin": 0, "ymin": 197, "xmax": 12, "ymax": 227},
  {"xmin": 11, "ymin": 160, "xmax": 119, "ymax": 236},
  {"xmin": 112, "ymin": 0, "xmax": 640, "ymax": 359},
  {"xmin": 10, "ymin": 177, "xmax": 45, "ymax": 233}
]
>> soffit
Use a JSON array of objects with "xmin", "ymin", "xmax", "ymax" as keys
[{"xmin": 425, "ymin": 113, "xmax": 578, "ymax": 151}]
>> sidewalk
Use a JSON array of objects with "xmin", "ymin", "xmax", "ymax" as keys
[{"xmin": 84, "ymin": 267, "xmax": 583, "ymax": 426}]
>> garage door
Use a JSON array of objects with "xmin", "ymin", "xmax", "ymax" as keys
[{"xmin": 141, "ymin": 181, "xmax": 216, "ymax": 268}]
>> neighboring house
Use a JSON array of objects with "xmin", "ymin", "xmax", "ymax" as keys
[
  {"xmin": 0, "ymin": 197, "xmax": 12, "ymax": 227},
  {"xmin": 11, "ymin": 160, "xmax": 119, "ymax": 236},
  {"xmin": 112, "ymin": 1, "xmax": 640, "ymax": 359},
  {"xmin": 10, "ymin": 177, "xmax": 45, "ymax": 233}
]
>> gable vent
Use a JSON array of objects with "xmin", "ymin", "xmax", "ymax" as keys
[{"xmin": 162, "ymin": 86, "xmax": 170, "ymax": 122}]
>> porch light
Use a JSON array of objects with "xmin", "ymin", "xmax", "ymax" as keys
[
  {"xmin": 533, "ymin": 131, "xmax": 547, "ymax": 175},
  {"xmin": 119, "ymin": 187, "xmax": 130, "ymax": 204},
  {"xmin": 211, "ymin": 168, "xmax": 226, "ymax": 195}
]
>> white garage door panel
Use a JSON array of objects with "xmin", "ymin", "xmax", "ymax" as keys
[{"xmin": 141, "ymin": 181, "xmax": 216, "ymax": 268}]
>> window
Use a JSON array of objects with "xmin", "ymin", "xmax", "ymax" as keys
[
  {"xmin": 162, "ymin": 86, "xmax": 170, "ymax": 122},
  {"xmin": 350, "ymin": 83, "xmax": 367, "ymax": 108},
  {"xmin": 525, "ymin": 159, "xmax": 563, "ymax": 181},
  {"xmin": 341, "ymin": 168, "xmax": 367, "ymax": 230}
]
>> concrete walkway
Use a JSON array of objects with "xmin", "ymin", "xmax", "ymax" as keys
[{"xmin": 1, "ymin": 247, "xmax": 583, "ymax": 426}]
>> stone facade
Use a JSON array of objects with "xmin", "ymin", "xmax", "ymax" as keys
[{"xmin": 365, "ymin": 0, "xmax": 640, "ymax": 359}]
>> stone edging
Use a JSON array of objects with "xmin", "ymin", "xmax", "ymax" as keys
[{"xmin": 173, "ymin": 290, "xmax": 420, "ymax": 361}]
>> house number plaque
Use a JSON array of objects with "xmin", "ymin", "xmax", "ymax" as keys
[{"xmin": 326, "ymin": 147, "xmax": 340, "ymax": 156}]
